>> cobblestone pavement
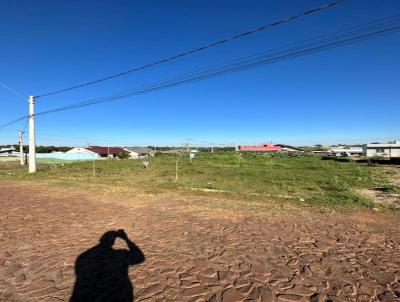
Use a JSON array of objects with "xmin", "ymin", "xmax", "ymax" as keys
[{"xmin": 0, "ymin": 181, "xmax": 400, "ymax": 302}]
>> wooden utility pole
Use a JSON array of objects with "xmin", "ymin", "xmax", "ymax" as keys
[
  {"xmin": 19, "ymin": 130, "xmax": 24, "ymax": 165},
  {"xmin": 28, "ymin": 96, "xmax": 36, "ymax": 173}
]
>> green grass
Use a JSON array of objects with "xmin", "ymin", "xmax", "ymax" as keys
[{"xmin": 0, "ymin": 153, "xmax": 395, "ymax": 208}]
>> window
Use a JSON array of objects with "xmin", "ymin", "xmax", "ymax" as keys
[{"xmin": 376, "ymin": 148, "xmax": 385, "ymax": 153}]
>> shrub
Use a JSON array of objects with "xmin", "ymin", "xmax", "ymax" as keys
[{"xmin": 117, "ymin": 151, "xmax": 130, "ymax": 160}]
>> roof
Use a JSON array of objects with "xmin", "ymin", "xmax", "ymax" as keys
[
  {"xmin": 86, "ymin": 146, "xmax": 124, "ymax": 155},
  {"xmin": 124, "ymin": 147, "xmax": 154, "ymax": 154},
  {"xmin": 240, "ymin": 144, "xmax": 281, "ymax": 151},
  {"xmin": 330, "ymin": 146, "xmax": 363, "ymax": 152},
  {"xmin": 0, "ymin": 147, "xmax": 16, "ymax": 153},
  {"xmin": 366, "ymin": 141, "xmax": 400, "ymax": 148},
  {"xmin": 275, "ymin": 144, "xmax": 304, "ymax": 152},
  {"xmin": 66, "ymin": 147, "xmax": 95, "ymax": 154}
]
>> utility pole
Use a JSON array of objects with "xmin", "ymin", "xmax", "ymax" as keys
[
  {"xmin": 28, "ymin": 96, "xmax": 36, "ymax": 173},
  {"xmin": 19, "ymin": 130, "xmax": 24, "ymax": 165}
]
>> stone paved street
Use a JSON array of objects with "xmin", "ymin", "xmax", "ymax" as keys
[{"xmin": 0, "ymin": 182, "xmax": 400, "ymax": 301}]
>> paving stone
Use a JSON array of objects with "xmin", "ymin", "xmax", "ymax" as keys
[
  {"xmin": 222, "ymin": 287, "xmax": 245, "ymax": 301},
  {"xmin": 1, "ymin": 182, "xmax": 400, "ymax": 301}
]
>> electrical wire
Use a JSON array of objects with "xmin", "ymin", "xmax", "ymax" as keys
[
  {"xmin": 36, "ymin": 1, "xmax": 343, "ymax": 98},
  {"xmin": 0, "ymin": 81, "xmax": 26, "ymax": 101},
  {"xmin": 33, "ymin": 18, "xmax": 400, "ymax": 117},
  {"xmin": 0, "ymin": 116, "xmax": 28, "ymax": 129},
  {"xmin": 22, "ymin": 118, "xmax": 28, "ymax": 133},
  {"xmin": 1, "ymin": 15, "xmax": 399, "ymax": 129}
]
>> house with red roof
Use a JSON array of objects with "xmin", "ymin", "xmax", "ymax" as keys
[
  {"xmin": 86, "ymin": 146, "xmax": 124, "ymax": 158},
  {"xmin": 239, "ymin": 143, "xmax": 304, "ymax": 152},
  {"xmin": 239, "ymin": 144, "xmax": 281, "ymax": 152}
]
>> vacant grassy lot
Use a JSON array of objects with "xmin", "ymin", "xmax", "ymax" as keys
[{"xmin": 0, "ymin": 153, "xmax": 397, "ymax": 209}]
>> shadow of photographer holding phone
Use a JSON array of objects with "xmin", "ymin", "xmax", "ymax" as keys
[{"xmin": 70, "ymin": 229, "xmax": 145, "ymax": 302}]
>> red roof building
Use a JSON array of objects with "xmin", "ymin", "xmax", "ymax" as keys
[
  {"xmin": 239, "ymin": 144, "xmax": 281, "ymax": 152},
  {"xmin": 86, "ymin": 146, "xmax": 124, "ymax": 158}
]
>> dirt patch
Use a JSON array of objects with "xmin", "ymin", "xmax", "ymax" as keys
[
  {"xmin": 0, "ymin": 181, "xmax": 400, "ymax": 301},
  {"xmin": 360, "ymin": 188, "xmax": 400, "ymax": 209},
  {"xmin": 358, "ymin": 166, "xmax": 400, "ymax": 209},
  {"xmin": 0, "ymin": 158, "xmax": 19, "ymax": 162}
]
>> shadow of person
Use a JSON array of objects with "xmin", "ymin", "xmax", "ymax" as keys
[{"xmin": 70, "ymin": 229, "xmax": 145, "ymax": 302}]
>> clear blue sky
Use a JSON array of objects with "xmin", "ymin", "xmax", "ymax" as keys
[{"xmin": 1, "ymin": 0, "xmax": 399, "ymax": 147}]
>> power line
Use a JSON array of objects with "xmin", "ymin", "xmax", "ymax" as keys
[
  {"xmin": 33, "ymin": 17, "xmax": 400, "ymax": 116},
  {"xmin": 0, "ymin": 116, "xmax": 28, "ymax": 129},
  {"xmin": 22, "ymin": 118, "xmax": 28, "ymax": 132},
  {"xmin": 0, "ymin": 81, "xmax": 26, "ymax": 101},
  {"xmin": 36, "ymin": 1, "xmax": 343, "ymax": 98},
  {"xmin": 1, "ymin": 15, "xmax": 399, "ymax": 129},
  {"xmin": 204, "ymin": 14, "xmax": 400, "ymax": 70}
]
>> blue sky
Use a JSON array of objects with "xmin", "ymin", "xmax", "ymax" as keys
[{"xmin": 0, "ymin": 0, "xmax": 399, "ymax": 147}]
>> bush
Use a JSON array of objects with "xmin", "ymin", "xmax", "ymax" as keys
[{"xmin": 117, "ymin": 151, "xmax": 130, "ymax": 160}]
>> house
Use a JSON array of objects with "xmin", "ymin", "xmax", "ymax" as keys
[
  {"xmin": 329, "ymin": 146, "xmax": 363, "ymax": 157},
  {"xmin": 67, "ymin": 146, "xmax": 124, "ymax": 158},
  {"xmin": 240, "ymin": 144, "xmax": 281, "ymax": 152},
  {"xmin": 312, "ymin": 150, "xmax": 331, "ymax": 156},
  {"xmin": 275, "ymin": 144, "xmax": 304, "ymax": 153},
  {"xmin": 66, "ymin": 147, "xmax": 98, "ymax": 157},
  {"xmin": 0, "ymin": 146, "xmax": 16, "ymax": 157},
  {"xmin": 363, "ymin": 140, "xmax": 400, "ymax": 158},
  {"xmin": 124, "ymin": 147, "xmax": 155, "ymax": 159},
  {"xmin": 189, "ymin": 149, "xmax": 199, "ymax": 158},
  {"xmin": 86, "ymin": 146, "xmax": 124, "ymax": 158},
  {"xmin": 54, "ymin": 147, "xmax": 98, "ymax": 160}
]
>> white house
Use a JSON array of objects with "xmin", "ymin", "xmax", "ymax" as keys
[
  {"xmin": 189, "ymin": 149, "xmax": 199, "ymax": 159},
  {"xmin": 0, "ymin": 146, "xmax": 17, "ymax": 157},
  {"xmin": 363, "ymin": 140, "xmax": 400, "ymax": 158},
  {"xmin": 124, "ymin": 147, "xmax": 155, "ymax": 159},
  {"xmin": 329, "ymin": 146, "xmax": 363, "ymax": 157},
  {"xmin": 66, "ymin": 147, "xmax": 97, "ymax": 155}
]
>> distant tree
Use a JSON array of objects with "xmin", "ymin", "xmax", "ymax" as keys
[
  {"xmin": 0, "ymin": 145, "xmax": 71, "ymax": 153},
  {"xmin": 118, "ymin": 151, "xmax": 130, "ymax": 160},
  {"xmin": 35, "ymin": 145, "xmax": 72, "ymax": 153}
]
